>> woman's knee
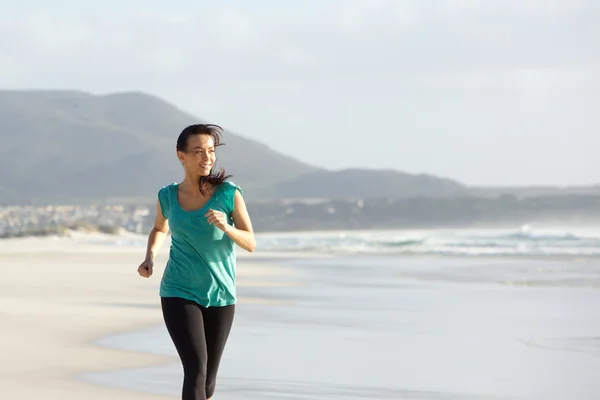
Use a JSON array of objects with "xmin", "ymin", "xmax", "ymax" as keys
[
  {"xmin": 205, "ymin": 383, "xmax": 215, "ymax": 399},
  {"xmin": 205, "ymin": 374, "xmax": 218, "ymax": 399},
  {"xmin": 182, "ymin": 356, "xmax": 207, "ymax": 382}
]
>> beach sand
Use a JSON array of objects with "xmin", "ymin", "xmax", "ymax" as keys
[
  {"xmin": 0, "ymin": 236, "xmax": 287, "ymax": 399},
  {"xmin": 2, "ymin": 234, "xmax": 600, "ymax": 399}
]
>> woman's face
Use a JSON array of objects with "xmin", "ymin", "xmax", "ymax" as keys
[{"xmin": 178, "ymin": 134, "xmax": 216, "ymax": 177}]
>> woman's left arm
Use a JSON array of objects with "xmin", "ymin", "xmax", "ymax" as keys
[{"xmin": 224, "ymin": 190, "xmax": 256, "ymax": 252}]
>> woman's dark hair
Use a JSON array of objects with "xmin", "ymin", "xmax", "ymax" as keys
[{"xmin": 176, "ymin": 124, "xmax": 232, "ymax": 195}]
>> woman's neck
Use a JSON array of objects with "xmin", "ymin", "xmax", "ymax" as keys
[{"xmin": 181, "ymin": 175, "xmax": 211, "ymax": 196}]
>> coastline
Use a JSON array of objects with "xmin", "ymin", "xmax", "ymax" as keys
[{"xmin": 0, "ymin": 235, "xmax": 294, "ymax": 399}]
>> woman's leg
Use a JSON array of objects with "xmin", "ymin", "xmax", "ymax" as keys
[
  {"xmin": 202, "ymin": 304, "xmax": 235, "ymax": 399},
  {"xmin": 161, "ymin": 296, "xmax": 209, "ymax": 400}
]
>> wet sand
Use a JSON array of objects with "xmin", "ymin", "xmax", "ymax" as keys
[{"xmin": 86, "ymin": 253, "xmax": 600, "ymax": 400}]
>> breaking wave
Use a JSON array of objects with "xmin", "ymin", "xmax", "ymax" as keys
[{"xmin": 255, "ymin": 225, "xmax": 600, "ymax": 257}]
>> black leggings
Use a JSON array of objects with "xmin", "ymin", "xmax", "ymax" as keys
[{"xmin": 161, "ymin": 297, "xmax": 235, "ymax": 400}]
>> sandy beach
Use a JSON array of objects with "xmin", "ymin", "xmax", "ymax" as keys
[
  {"xmin": 2, "ymin": 232, "xmax": 600, "ymax": 399},
  {"xmin": 0, "ymin": 235, "xmax": 288, "ymax": 399}
]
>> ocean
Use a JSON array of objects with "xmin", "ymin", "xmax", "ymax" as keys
[
  {"xmin": 80, "ymin": 226, "xmax": 600, "ymax": 399},
  {"xmin": 109, "ymin": 225, "xmax": 600, "ymax": 258}
]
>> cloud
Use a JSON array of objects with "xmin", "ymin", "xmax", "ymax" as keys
[
  {"xmin": 336, "ymin": 0, "xmax": 418, "ymax": 32},
  {"xmin": 0, "ymin": 1, "xmax": 598, "ymax": 96},
  {"xmin": 516, "ymin": 0, "xmax": 594, "ymax": 16},
  {"xmin": 0, "ymin": 54, "xmax": 21, "ymax": 80},
  {"xmin": 444, "ymin": 0, "xmax": 482, "ymax": 10},
  {"xmin": 206, "ymin": 6, "xmax": 261, "ymax": 52},
  {"xmin": 280, "ymin": 48, "xmax": 315, "ymax": 68},
  {"xmin": 0, "ymin": 5, "xmax": 263, "ymax": 83},
  {"xmin": 403, "ymin": 63, "xmax": 600, "ymax": 94},
  {"xmin": 0, "ymin": 10, "xmax": 89, "ymax": 55}
]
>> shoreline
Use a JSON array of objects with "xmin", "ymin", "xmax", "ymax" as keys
[
  {"xmin": 67, "ymin": 321, "xmax": 177, "ymax": 399},
  {"xmin": 2, "ymin": 228, "xmax": 599, "ymax": 262}
]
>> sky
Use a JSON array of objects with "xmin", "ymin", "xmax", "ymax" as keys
[{"xmin": 1, "ymin": 0, "xmax": 598, "ymax": 186}]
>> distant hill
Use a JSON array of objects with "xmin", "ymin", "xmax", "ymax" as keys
[
  {"xmin": 0, "ymin": 90, "xmax": 320, "ymax": 204},
  {"xmin": 0, "ymin": 89, "xmax": 528, "ymax": 205},
  {"xmin": 268, "ymin": 168, "xmax": 466, "ymax": 199}
]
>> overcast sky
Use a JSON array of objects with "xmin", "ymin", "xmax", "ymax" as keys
[{"xmin": 1, "ymin": 0, "xmax": 598, "ymax": 186}]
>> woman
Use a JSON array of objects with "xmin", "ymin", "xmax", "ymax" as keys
[{"xmin": 137, "ymin": 123, "xmax": 256, "ymax": 400}]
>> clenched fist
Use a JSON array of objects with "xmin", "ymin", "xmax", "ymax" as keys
[
  {"xmin": 205, "ymin": 208, "xmax": 230, "ymax": 233},
  {"xmin": 137, "ymin": 257, "xmax": 154, "ymax": 278}
]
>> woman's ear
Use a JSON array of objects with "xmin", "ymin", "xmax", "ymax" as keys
[{"xmin": 176, "ymin": 150, "xmax": 185, "ymax": 165}]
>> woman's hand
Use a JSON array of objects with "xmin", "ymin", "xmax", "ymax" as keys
[
  {"xmin": 205, "ymin": 208, "xmax": 230, "ymax": 233},
  {"xmin": 137, "ymin": 257, "xmax": 154, "ymax": 278},
  {"xmin": 205, "ymin": 191, "xmax": 256, "ymax": 252}
]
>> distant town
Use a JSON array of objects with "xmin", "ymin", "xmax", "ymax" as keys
[
  {"xmin": 0, "ymin": 204, "xmax": 151, "ymax": 238},
  {"xmin": 2, "ymin": 192, "xmax": 599, "ymax": 238}
]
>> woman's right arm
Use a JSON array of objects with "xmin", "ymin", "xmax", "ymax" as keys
[{"xmin": 145, "ymin": 199, "xmax": 170, "ymax": 262}]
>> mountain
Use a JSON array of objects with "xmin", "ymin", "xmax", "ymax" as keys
[
  {"xmin": 0, "ymin": 89, "xmax": 465, "ymax": 204},
  {"xmin": 0, "ymin": 90, "xmax": 319, "ymax": 204},
  {"xmin": 268, "ymin": 169, "xmax": 466, "ymax": 199}
]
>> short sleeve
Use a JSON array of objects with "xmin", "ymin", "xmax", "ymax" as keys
[
  {"xmin": 221, "ymin": 181, "xmax": 243, "ymax": 215},
  {"xmin": 157, "ymin": 184, "xmax": 172, "ymax": 218}
]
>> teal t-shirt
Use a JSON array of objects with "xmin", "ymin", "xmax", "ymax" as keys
[{"xmin": 157, "ymin": 181, "xmax": 242, "ymax": 307}]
